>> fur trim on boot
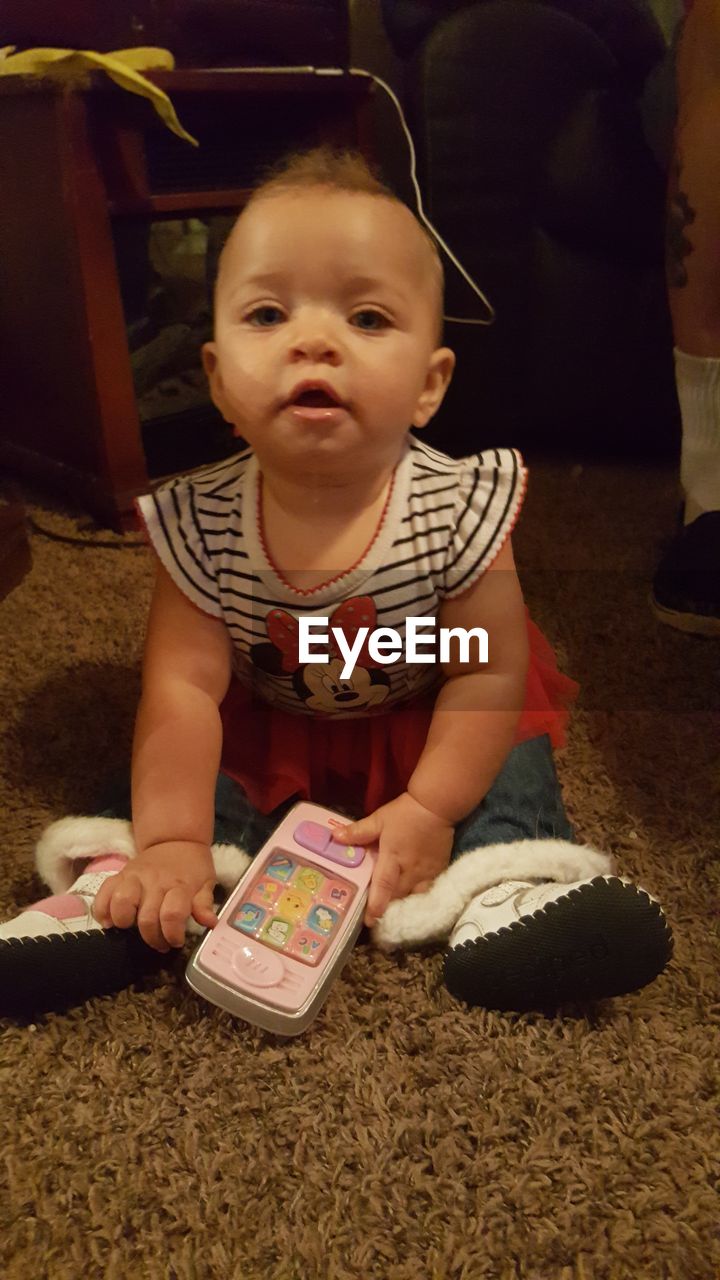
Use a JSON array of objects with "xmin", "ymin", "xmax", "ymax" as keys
[
  {"xmin": 371, "ymin": 839, "xmax": 614, "ymax": 951},
  {"xmin": 34, "ymin": 816, "xmax": 252, "ymax": 937},
  {"xmin": 34, "ymin": 819, "xmax": 614, "ymax": 951}
]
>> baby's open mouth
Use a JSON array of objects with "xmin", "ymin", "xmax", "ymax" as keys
[{"xmin": 292, "ymin": 389, "xmax": 342, "ymax": 407}]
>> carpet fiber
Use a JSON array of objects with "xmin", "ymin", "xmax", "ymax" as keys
[{"xmin": 0, "ymin": 457, "xmax": 718, "ymax": 1280}]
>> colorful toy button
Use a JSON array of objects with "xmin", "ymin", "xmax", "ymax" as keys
[
  {"xmin": 286, "ymin": 929, "xmax": 327, "ymax": 966},
  {"xmin": 319, "ymin": 879, "xmax": 353, "ymax": 913},
  {"xmin": 260, "ymin": 916, "xmax": 294, "ymax": 949},
  {"xmin": 266, "ymin": 854, "xmax": 295, "ymax": 883},
  {"xmin": 293, "ymin": 821, "xmax": 331, "ymax": 855},
  {"xmin": 293, "ymin": 865, "xmax": 325, "ymax": 894},
  {"xmin": 293, "ymin": 821, "xmax": 365, "ymax": 867},
  {"xmin": 276, "ymin": 889, "xmax": 312, "ymax": 922},
  {"xmin": 307, "ymin": 903, "xmax": 339, "ymax": 936},
  {"xmin": 249, "ymin": 878, "xmax": 281, "ymax": 907},
  {"xmin": 231, "ymin": 903, "xmax": 266, "ymax": 935},
  {"xmin": 325, "ymin": 840, "xmax": 364, "ymax": 868}
]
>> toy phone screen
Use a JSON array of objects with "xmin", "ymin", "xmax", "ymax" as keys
[{"xmin": 228, "ymin": 849, "xmax": 358, "ymax": 968}]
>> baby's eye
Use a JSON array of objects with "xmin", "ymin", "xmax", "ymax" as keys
[
  {"xmin": 246, "ymin": 305, "xmax": 284, "ymax": 327},
  {"xmin": 351, "ymin": 309, "xmax": 390, "ymax": 331}
]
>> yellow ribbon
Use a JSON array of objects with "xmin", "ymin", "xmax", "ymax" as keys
[{"xmin": 0, "ymin": 46, "xmax": 198, "ymax": 146}]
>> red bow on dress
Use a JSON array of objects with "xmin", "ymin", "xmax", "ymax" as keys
[{"xmin": 265, "ymin": 597, "xmax": 378, "ymax": 673}]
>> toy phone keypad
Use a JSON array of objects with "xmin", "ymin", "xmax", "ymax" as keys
[
  {"xmin": 185, "ymin": 801, "xmax": 375, "ymax": 1035},
  {"xmin": 229, "ymin": 853, "xmax": 356, "ymax": 967}
]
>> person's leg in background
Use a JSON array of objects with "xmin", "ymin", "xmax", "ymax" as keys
[{"xmin": 653, "ymin": 0, "xmax": 720, "ymax": 634}]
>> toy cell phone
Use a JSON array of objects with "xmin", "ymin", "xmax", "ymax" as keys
[{"xmin": 185, "ymin": 801, "xmax": 375, "ymax": 1035}]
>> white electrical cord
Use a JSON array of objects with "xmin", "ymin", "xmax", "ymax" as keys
[
  {"xmin": 220, "ymin": 64, "xmax": 496, "ymax": 326},
  {"xmin": 345, "ymin": 66, "xmax": 496, "ymax": 326}
]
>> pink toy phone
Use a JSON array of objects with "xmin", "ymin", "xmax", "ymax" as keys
[{"xmin": 185, "ymin": 801, "xmax": 375, "ymax": 1035}]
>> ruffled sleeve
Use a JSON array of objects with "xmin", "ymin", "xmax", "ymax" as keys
[
  {"xmin": 442, "ymin": 448, "xmax": 527, "ymax": 599},
  {"xmin": 135, "ymin": 475, "xmax": 222, "ymax": 618}
]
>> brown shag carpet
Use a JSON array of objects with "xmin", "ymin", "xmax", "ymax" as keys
[{"xmin": 0, "ymin": 457, "xmax": 718, "ymax": 1280}]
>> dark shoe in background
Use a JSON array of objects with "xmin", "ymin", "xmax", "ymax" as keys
[{"xmin": 652, "ymin": 511, "xmax": 720, "ymax": 636}]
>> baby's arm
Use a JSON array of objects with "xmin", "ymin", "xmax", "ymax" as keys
[
  {"xmin": 93, "ymin": 564, "xmax": 232, "ymax": 951},
  {"xmin": 407, "ymin": 536, "xmax": 529, "ymax": 824},
  {"xmin": 338, "ymin": 538, "xmax": 528, "ymax": 923}
]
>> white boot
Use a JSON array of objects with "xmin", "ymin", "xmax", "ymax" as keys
[
  {"xmin": 0, "ymin": 817, "xmax": 251, "ymax": 1018},
  {"xmin": 444, "ymin": 875, "xmax": 672, "ymax": 1011},
  {"xmin": 370, "ymin": 839, "xmax": 672, "ymax": 1012}
]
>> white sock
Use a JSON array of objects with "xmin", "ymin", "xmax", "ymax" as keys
[{"xmin": 675, "ymin": 348, "xmax": 720, "ymax": 524}]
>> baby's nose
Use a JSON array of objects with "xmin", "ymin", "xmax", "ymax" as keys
[
  {"xmin": 290, "ymin": 316, "xmax": 342, "ymax": 360},
  {"xmin": 293, "ymin": 334, "xmax": 340, "ymax": 360}
]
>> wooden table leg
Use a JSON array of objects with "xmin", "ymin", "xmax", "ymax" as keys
[{"xmin": 0, "ymin": 91, "xmax": 148, "ymax": 531}]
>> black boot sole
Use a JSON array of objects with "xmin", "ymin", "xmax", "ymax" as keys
[
  {"xmin": 444, "ymin": 877, "xmax": 674, "ymax": 1013},
  {"xmin": 0, "ymin": 927, "xmax": 175, "ymax": 1017}
]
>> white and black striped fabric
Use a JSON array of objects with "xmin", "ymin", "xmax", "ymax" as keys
[{"xmin": 136, "ymin": 436, "xmax": 526, "ymax": 717}]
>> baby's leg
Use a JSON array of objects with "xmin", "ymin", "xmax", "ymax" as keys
[
  {"xmin": 0, "ymin": 846, "xmax": 170, "ymax": 1018},
  {"xmin": 443, "ymin": 736, "xmax": 673, "ymax": 1011},
  {"xmin": 0, "ymin": 773, "xmax": 273, "ymax": 1018}
]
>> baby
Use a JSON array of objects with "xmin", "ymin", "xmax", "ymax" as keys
[{"xmin": 0, "ymin": 147, "xmax": 672, "ymax": 1016}]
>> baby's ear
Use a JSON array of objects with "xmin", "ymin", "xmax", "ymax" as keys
[
  {"xmin": 201, "ymin": 341, "xmax": 218, "ymax": 381},
  {"xmin": 412, "ymin": 346, "xmax": 456, "ymax": 429},
  {"xmin": 202, "ymin": 342, "xmax": 232, "ymax": 423}
]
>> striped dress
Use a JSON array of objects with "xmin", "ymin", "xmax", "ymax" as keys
[{"xmin": 137, "ymin": 436, "xmax": 576, "ymax": 814}]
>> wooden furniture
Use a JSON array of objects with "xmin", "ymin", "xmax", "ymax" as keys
[{"xmin": 0, "ymin": 69, "xmax": 375, "ymax": 530}]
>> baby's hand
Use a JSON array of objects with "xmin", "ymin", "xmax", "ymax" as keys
[
  {"xmin": 336, "ymin": 793, "xmax": 454, "ymax": 927},
  {"xmin": 93, "ymin": 841, "xmax": 218, "ymax": 953}
]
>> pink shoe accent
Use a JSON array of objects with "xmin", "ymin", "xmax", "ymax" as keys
[
  {"xmin": 85, "ymin": 854, "xmax": 128, "ymax": 873},
  {"xmin": 25, "ymin": 893, "xmax": 87, "ymax": 920}
]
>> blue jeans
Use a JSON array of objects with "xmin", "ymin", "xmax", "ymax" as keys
[
  {"xmin": 450, "ymin": 733, "xmax": 574, "ymax": 860},
  {"xmin": 99, "ymin": 734, "xmax": 573, "ymax": 862}
]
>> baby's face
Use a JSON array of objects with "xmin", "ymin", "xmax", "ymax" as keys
[{"xmin": 203, "ymin": 189, "xmax": 454, "ymax": 480}]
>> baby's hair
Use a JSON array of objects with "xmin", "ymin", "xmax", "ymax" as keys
[
  {"xmin": 220, "ymin": 144, "xmax": 445, "ymax": 343},
  {"xmin": 249, "ymin": 144, "xmax": 394, "ymax": 201}
]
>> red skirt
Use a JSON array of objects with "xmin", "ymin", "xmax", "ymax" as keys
[{"xmin": 220, "ymin": 611, "xmax": 578, "ymax": 815}]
